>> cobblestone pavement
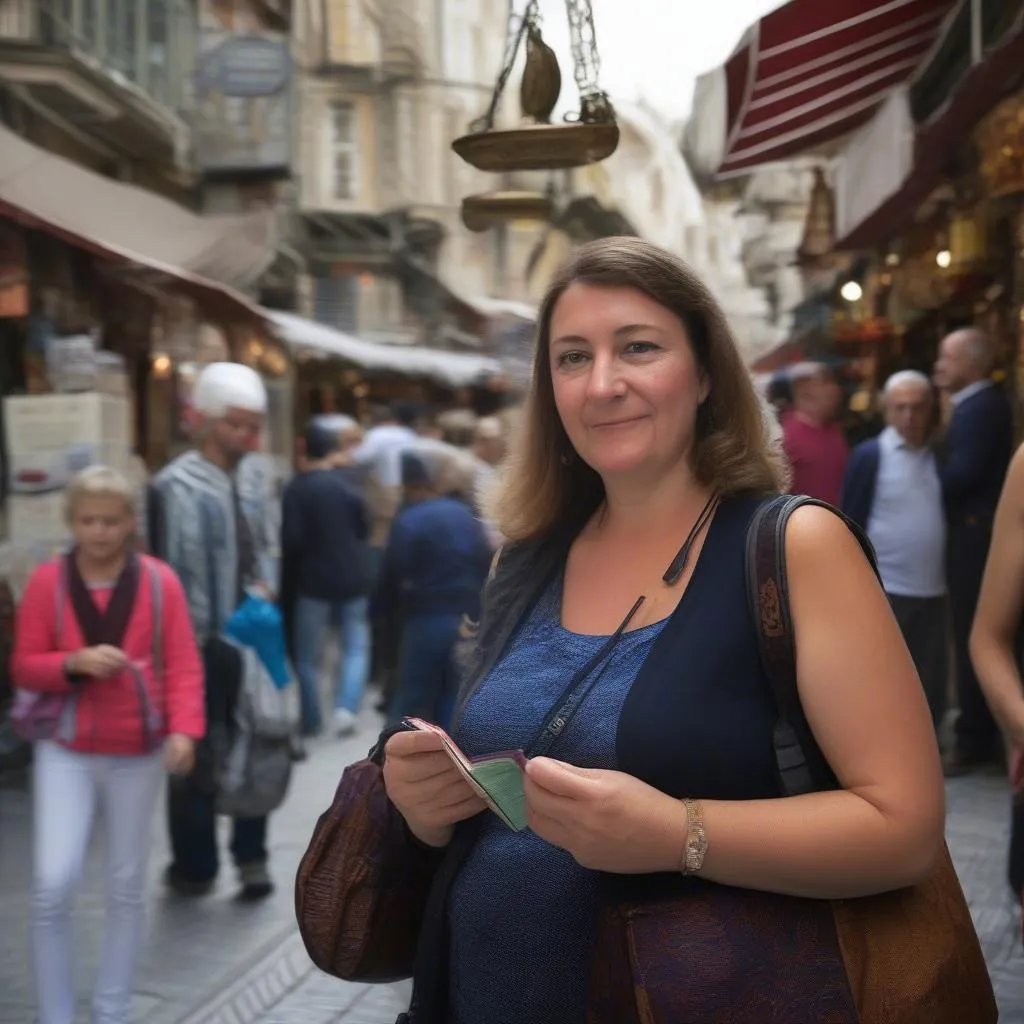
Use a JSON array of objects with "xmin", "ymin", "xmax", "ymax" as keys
[{"xmin": 2, "ymin": 713, "xmax": 1023, "ymax": 1023}]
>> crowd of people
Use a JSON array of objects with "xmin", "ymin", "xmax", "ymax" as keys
[
  {"xmin": 8, "ymin": 355, "xmax": 511, "ymax": 1023},
  {"xmin": 9, "ymin": 232, "xmax": 1023, "ymax": 1023},
  {"xmin": 769, "ymin": 332, "xmax": 1014, "ymax": 778}
]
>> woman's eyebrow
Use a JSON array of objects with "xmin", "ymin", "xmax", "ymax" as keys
[{"xmin": 552, "ymin": 324, "xmax": 665, "ymax": 346}]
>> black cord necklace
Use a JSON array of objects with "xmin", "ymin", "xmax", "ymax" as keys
[{"xmin": 662, "ymin": 492, "xmax": 720, "ymax": 586}]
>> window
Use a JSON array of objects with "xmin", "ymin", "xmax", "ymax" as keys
[
  {"xmin": 329, "ymin": 101, "xmax": 358, "ymax": 201},
  {"xmin": 395, "ymin": 93, "xmax": 415, "ymax": 195},
  {"xmin": 314, "ymin": 272, "xmax": 357, "ymax": 333}
]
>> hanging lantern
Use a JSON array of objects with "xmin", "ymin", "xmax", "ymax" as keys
[
  {"xmin": 461, "ymin": 188, "xmax": 554, "ymax": 232},
  {"xmin": 452, "ymin": 0, "xmax": 619, "ymax": 173},
  {"xmin": 796, "ymin": 167, "xmax": 836, "ymax": 267}
]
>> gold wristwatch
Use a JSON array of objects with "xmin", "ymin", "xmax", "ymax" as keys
[{"xmin": 682, "ymin": 798, "xmax": 707, "ymax": 876}]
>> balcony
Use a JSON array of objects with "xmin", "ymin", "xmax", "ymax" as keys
[
  {"xmin": 0, "ymin": 0, "xmax": 191, "ymax": 168},
  {"xmin": 320, "ymin": 0, "xmax": 423, "ymax": 82},
  {"xmin": 378, "ymin": 0, "xmax": 423, "ymax": 80}
]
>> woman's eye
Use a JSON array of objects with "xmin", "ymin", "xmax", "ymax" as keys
[
  {"xmin": 625, "ymin": 341, "xmax": 658, "ymax": 355},
  {"xmin": 557, "ymin": 351, "xmax": 587, "ymax": 366}
]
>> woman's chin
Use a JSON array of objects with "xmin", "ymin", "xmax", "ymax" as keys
[{"xmin": 583, "ymin": 451, "xmax": 651, "ymax": 480}]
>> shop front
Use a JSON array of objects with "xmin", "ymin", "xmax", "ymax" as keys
[{"xmin": 268, "ymin": 310, "xmax": 507, "ymax": 454}]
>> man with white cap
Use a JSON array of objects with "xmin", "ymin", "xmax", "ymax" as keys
[{"xmin": 148, "ymin": 361, "xmax": 278, "ymax": 901}]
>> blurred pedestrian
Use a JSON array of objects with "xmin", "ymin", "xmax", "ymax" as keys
[
  {"xmin": 472, "ymin": 415, "xmax": 506, "ymax": 550},
  {"xmin": 281, "ymin": 421, "xmax": 372, "ymax": 737},
  {"xmin": 934, "ymin": 328, "xmax": 1013, "ymax": 774},
  {"xmin": 377, "ymin": 448, "xmax": 492, "ymax": 728},
  {"xmin": 148, "ymin": 361, "xmax": 280, "ymax": 901},
  {"xmin": 12, "ymin": 466, "xmax": 203, "ymax": 1024},
  {"xmin": 842, "ymin": 371, "xmax": 948, "ymax": 728},
  {"xmin": 781, "ymin": 361, "xmax": 848, "ymax": 504},
  {"xmin": 970, "ymin": 440, "xmax": 1024, "ymax": 888}
]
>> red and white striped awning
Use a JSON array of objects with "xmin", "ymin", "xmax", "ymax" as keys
[{"xmin": 712, "ymin": 0, "xmax": 956, "ymax": 177}]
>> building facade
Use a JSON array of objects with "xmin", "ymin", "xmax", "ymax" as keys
[{"xmin": 291, "ymin": 0, "xmax": 522, "ymax": 350}]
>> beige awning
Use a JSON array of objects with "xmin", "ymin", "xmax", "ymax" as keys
[
  {"xmin": 0, "ymin": 124, "xmax": 275, "ymax": 292},
  {"xmin": 269, "ymin": 310, "xmax": 501, "ymax": 388}
]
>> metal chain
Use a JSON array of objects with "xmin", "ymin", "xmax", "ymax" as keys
[
  {"xmin": 468, "ymin": 0, "xmax": 614, "ymax": 134},
  {"xmin": 564, "ymin": 0, "xmax": 614, "ymax": 124},
  {"xmin": 470, "ymin": 0, "xmax": 539, "ymax": 133}
]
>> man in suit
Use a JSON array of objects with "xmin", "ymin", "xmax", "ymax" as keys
[
  {"xmin": 842, "ymin": 371, "xmax": 948, "ymax": 730},
  {"xmin": 934, "ymin": 328, "xmax": 1014, "ymax": 774}
]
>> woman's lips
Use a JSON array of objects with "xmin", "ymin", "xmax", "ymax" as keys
[{"xmin": 590, "ymin": 416, "xmax": 646, "ymax": 429}]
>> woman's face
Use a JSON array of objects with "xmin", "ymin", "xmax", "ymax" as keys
[
  {"xmin": 72, "ymin": 495, "xmax": 134, "ymax": 563},
  {"xmin": 548, "ymin": 283, "xmax": 709, "ymax": 483}
]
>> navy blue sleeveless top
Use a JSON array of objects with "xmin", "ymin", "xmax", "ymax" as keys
[
  {"xmin": 615, "ymin": 493, "xmax": 781, "ymax": 802},
  {"xmin": 447, "ymin": 494, "xmax": 782, "ymax": 1023}
]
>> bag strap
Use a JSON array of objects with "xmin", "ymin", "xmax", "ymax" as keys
[
  {"xmin": 744, "ymin": 494, "xmax": 879, "ymax": 798},
  {"xmin": 54, "ymin": 556, "xmax": 66, "ymax": 647},
  {"xmin": 200, "ymin": 501, "xmax": 222, "ymax": 635},
  {"xmin": 146, "ymin": 559, "xmax": 163, "ymax": 680}
]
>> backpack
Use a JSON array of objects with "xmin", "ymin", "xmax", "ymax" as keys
[{"xmin": 215, "ymin": 638, "xmax": 299, "ymax": 818}]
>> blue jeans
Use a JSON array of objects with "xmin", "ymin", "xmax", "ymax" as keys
[
  {"xmin": 294, "ymin": 595, "xmax": 371, "ymax": 732},
  {"xmin": 389, "ymin": 613, "xmax": 463, "ymax": 729}
]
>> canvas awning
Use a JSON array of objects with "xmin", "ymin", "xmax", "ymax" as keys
[
  {"xmin": 0, "ymin": 124, "xmax": 276, "ymax": 295},
  {"xmin": 836, "ymin": 5, "xmax": 1024, "ymax": 249},
  {"xmin": 267, "ymin": 310, "xmax": 502, "ymax": 388},
  {"xmin": 688, "ymin": 0, "xmax": 956, "ymax": 179}
]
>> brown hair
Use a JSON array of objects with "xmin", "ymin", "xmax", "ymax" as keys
[{"xmin": 489, "ymin": 237, "xmax": 788, "ymax": 542}]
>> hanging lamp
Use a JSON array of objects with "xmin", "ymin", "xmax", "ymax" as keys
[
  {"xmin": 452, "ymin": 0, "xmax": 619, "ymax": 173},
  {"xmin": 461, "ymin": 187, "xmax": 554, "ymax": 232}
]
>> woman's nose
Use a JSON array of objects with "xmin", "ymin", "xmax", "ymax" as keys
[{"xmin": 586, "ymin": 353, "xmax": 624, "ymax": 399}]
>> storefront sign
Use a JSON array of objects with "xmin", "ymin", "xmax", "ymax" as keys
[
  {"xmin": 192, "ymin": 0, "xmax": 291, "ymax": 174},
  {"xmin": 199, "ymin": 37, "xmax": 290, "ymax": 97}
]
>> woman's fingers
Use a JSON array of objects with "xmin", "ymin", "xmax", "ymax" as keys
[{"xmin": 386, "ymin": 729, "xmax": 445, "ymax": 758}]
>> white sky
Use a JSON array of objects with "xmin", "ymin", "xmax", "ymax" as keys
[{"xmin": 535, "ymin": 0, "xmax": 782, "ymax": 120}]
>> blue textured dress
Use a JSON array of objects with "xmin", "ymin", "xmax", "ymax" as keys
[{"xmin": 448, "ymin": 574, "xmax": 666, "ymax": 1024}]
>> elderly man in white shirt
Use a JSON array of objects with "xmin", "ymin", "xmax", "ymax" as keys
[{"xmin": 841, "ymin": 370, "xmax": 948, "ymax": 728}]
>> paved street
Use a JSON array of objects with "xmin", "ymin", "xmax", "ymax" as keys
[{"xmin": 1, "ymin": 714, "xmax": 1023, "ymax": 1023}]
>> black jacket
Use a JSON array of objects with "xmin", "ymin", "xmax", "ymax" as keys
[{"xmin": 280, "ymin": 468, "xmax": 372, "ymax": 605}]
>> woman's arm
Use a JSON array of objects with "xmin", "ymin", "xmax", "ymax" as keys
[
  {"xmin": 971, "ymin": 444, "xmax": 1024, "ymax": 746},
  {"xmin": 10, "ymin": 565, "xmax": 79, "ymax": 693},
  {"xmin": 696, "ymin": 505, "xmax": 945, "ymax": 897},
  {"xmin": 159, "ymin": 567, "xmax": 206, "ymax": 740},
  {"xmin": 525, "ymin": 508, "xmax": 945, "ymax": 898}
]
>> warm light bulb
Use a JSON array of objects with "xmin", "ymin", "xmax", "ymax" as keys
[
  {"xmin": 152, "ymin": 354, "xmax": 172, "ymax": 378},
  {"xmin": 840, "ymin": 280, "xmax": 863, "ymax": 302},
  {"xmin": 936, "ymin": 249, "xmax": 952, "ymax": 269}
]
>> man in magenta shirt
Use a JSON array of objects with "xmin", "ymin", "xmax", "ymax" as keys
[{"xmin": 782, "ymin": 362, "xmax": 849, "ymax": 505}]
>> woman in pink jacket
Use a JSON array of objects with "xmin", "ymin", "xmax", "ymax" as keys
[{"xmin": 11, "ymin": 465, "xmax": 204, "ymax": 1024}]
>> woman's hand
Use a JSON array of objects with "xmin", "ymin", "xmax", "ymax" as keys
[
  {"xmin": 382, "ymin": 729, "xmax": 488, "ymax": 848},
  {"xmin": 164, "ymin": 733, "xmax": 195, "ymax": 775},
  {"xmin": 524, "ymin": 757, "xmax": 685, "ymax": 873},
  {"xmin": 67, "ymin": 645, "xmax": 128, "ymax": 678}
]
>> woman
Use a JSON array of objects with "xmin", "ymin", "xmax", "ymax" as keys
[
  {"xmin": 380, "ymin": 238, "xmax": 945, "ymax": 1022},
  {"xmin": 11, "ymin": 466, "xmax": 204, "ymax": 1024},
  {"xmin": 971, "ymin": 444, "xmax": 1024, "ymax": 745},
  {"xmin": 970, "ymin": 443, "xmax": 1024, "ymax": 895}
]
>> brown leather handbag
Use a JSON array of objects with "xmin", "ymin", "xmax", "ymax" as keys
[
  {"xmin": 588, "ymin": 496, "xmax": 997, "ymax": 1023},
  {"xmin": 294, "ymin": 745, "xmax": 440, "ymax": 982}
]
